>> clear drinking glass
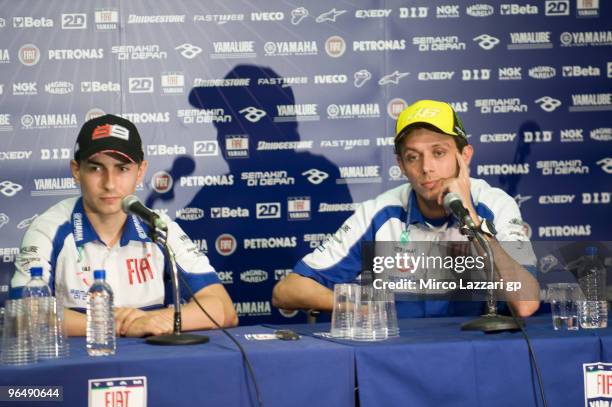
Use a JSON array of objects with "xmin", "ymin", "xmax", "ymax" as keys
[{"xmin": 546, "ymin": 283, "xmax": 582, "ymax": 331}]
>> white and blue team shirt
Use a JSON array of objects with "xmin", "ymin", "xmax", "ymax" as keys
[
  {"xmin": 294, "ymin": 178, "xmax": 537, "ymax": 317},
  {"xmin": 10, "ymin": 197, "xmax": 220, "ymax": 311}
]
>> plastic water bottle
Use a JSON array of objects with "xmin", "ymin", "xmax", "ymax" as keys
[
  {"xmin": 22, "ymin": 267, "xmax": 52, "ymax": 358},
  {"xmin": 578, "ymin": 247, "xmax": 608, "ymax": 329},
  {"xmin": 86, "ymin": 270, "xmax": 115, "ymax": 356}
]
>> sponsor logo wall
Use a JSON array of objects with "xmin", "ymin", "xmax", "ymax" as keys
[{"xmin": 0, "ymin": 0, "xmax": 610, "ymax": 324}]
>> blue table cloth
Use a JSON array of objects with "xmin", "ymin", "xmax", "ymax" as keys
[
  {"xmin": 0, "ymin": 325, "xmax": 354, "ymax": 407},
  {"xmin": 268, "ymin": 315, "xmax": 610, "ymax": 407}
]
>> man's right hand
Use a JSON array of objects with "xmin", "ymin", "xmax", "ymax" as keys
[{"xmin": 114, "ymin": 307, "xmax": 173, "ymax": 337}]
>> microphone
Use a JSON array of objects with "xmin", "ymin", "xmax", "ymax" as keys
[
  {"xmin": 443, "ymin": 193, "xmax": 477, "ymax": 229},
  {"xmin": 121, "ymin": 195, "xmax": 167, "ymax": 231}
]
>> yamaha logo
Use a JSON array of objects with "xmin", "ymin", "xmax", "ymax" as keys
[
  {"xmin": 216, "ymin": 234, "xmax": 237, "ymax": 256},
  {"xmin": 325, "ymin": 36, "xmax": 346, "ymax": 58},
  {"xmin": 151, "ymin": 171, "xmax": 173, "ymax": 194}
]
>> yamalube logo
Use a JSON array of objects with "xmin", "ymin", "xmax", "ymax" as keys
[{"xmin": 240, "ymin": 269, "xmax": 268, "ymax": 283}]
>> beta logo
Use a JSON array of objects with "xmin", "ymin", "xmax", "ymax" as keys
[
  {"xmin": 210, "ymin": 206, "xmax": 249, "ymax": 219},
  {"xmin": 150, "ymin": 171, "xmax": 173, "ymax": 194},
  {"xmin": 215, "ymin": 234, "xmax": 237, "ymax": 256}
]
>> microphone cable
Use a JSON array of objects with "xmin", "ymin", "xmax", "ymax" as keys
[
  {"xmin": 177, "ymin": 271, "xmax": 264, "ymax": 407},
  {"xmin": 507, "ymin": 304, "xmax": 548, "ymax": 407}
]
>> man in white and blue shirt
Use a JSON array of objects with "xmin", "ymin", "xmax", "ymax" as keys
[
  {"xmin": 11, "ymin": 114, "xmax": 237, "ymax": 336},
  {"xmin": 273, "ymin": 100, "xmax": 540, "ymax": 318}
]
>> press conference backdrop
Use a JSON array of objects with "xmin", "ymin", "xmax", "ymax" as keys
[{"xmin": 0, "ymin": 0, "xmax": 610, "ymax": 324}]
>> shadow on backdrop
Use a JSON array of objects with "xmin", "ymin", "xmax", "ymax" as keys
[{"xmin": 177, "ymin": 64, "xmax": 353, "ymax": 324}]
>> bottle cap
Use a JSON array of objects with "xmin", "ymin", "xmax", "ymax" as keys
[
  {"xmin": 586, "ymin": 246, "xmax": 598, "ymax": 256},
  {"xmin": 93, "ymin": 269, "xmax": 106, "ymax": 280},
  {"xmin": 30, "ymin": 267, "xmax": 43, "ymax": 277}
]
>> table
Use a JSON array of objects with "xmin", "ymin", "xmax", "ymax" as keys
[
  {"xmin": 0, "ymin": 325, "xmax": 354, "ymax": 407},
  {"xmin": 268, "ymin": 316, "xmax": 611, "ymax": 407},
  {"xmin": 1, "ymin": 317, "xmax": 610, "ymax": 407}
]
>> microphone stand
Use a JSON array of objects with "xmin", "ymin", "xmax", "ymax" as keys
[
  {"xmin": 145, "ymin": 224, "xmax": 209, "ymax": 345},
  {"xmin": 459, "ymin": 225, "xmax": 523, "ymax": 333}
]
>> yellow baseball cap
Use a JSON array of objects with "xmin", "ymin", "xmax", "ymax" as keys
[{"xmin": 395, "ymin": 99, "xmax": 467, "ymax": 141}]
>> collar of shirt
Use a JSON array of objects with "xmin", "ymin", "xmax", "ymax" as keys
[
  {"xmin": 407, "ymin": 189, "xmax": 495, "ymax": 229},
  {"xmin": 71, "ymin": 197, "xmax": 153, "ymax": 247}
]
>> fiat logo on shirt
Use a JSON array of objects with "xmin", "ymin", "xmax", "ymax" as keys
[{"xmin": 215, "ymin": 233, "xmax": 237, "ymax": 256}]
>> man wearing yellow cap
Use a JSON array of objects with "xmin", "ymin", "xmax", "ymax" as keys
[{"xmin": 273, "ymin": 100, "xmax": 540, "ymax": 318}]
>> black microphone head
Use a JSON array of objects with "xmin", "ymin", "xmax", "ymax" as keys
[
  {"xmin": 443, "ymin": 192, "xmax": 462, "ymax": 211},
  {"xmin": 121, "ymin": 195, "xmax": 140, "ymax": 214}
]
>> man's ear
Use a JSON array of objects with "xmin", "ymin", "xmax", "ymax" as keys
[
  {"xmin": 461, "ymin": 145, "xmax": 474, "ymax": 167},
  {"xmin": 136, "ymin": 160, "xmax": 148, "ymax": 184},
  {"xmin": 70, "ymin": 160, "xmax": 80, "ymax": 184}
]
